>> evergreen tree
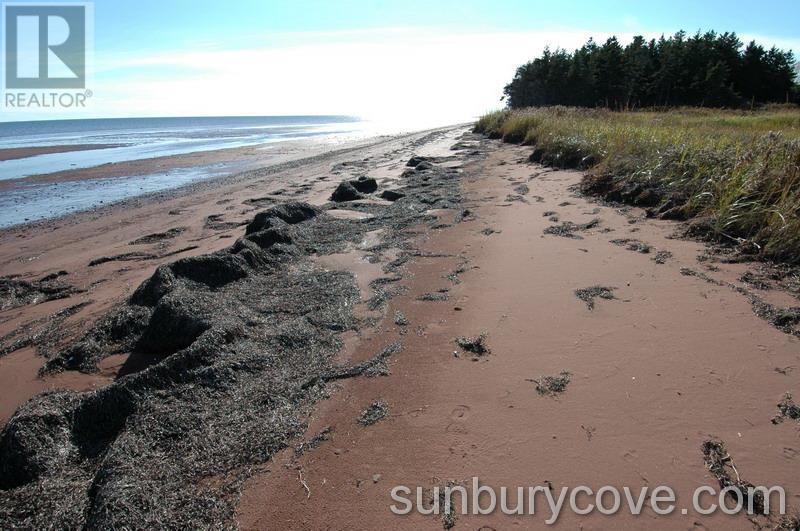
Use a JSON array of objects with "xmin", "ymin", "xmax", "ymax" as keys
[{"xmin": 503, "ymin": 31, "xmax": 799, "ymax": 108}]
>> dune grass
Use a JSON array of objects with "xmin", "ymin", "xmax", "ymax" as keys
[{"xmin": 475, "ymin": 106, "xmax": 800, "ymax": 263}]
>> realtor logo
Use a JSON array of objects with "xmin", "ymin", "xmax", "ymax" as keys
[{"xmin": 3, "ymin": 3, "xmax": 88, "ymax": 89}]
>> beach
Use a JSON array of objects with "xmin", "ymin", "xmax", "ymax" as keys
[
  {"xmin": 1, "ymin": 126, "xmax": 799, "ymax": 529},
  {"xmin": 0, "ymin": 125, "xmax": 463, "ymax": 421},
  {"xmin": 0, "ymin": 116, "xmax": 365, "ymax": 226}
]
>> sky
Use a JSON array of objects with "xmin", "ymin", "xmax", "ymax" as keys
[{"xmin": 3, "ymin": 0, "xmax": 800, "ymax": 124}]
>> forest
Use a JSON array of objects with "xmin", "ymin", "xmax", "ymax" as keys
[{"xmin": 503, "ymin": 31, "xmax": 799, "ymax": 109}]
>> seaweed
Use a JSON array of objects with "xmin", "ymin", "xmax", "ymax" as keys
[
  {"xmin": 417, "ymin": 292, "xmax": 449, "ymax": 302},
  {"xmin": 772, "ymin": 393, "xmax": 800, "ymax": 424},
  {"xmin": 543, "ymin": 218, "xmax": 600, "ymax": 239},
  {"xmin": 653, "ymin": 250, "xmax": 673, "ymax": 264},
  {"xmin": 0, "ymin": 134, "xmax": 482, "ymax": 528},
  {"xmin": 455, "ymin": 333, "xmax": 490, "ymax": 357},
  {"xmin": 529, "ymin": 371, "xmax": 571, "ymax": 396},
  {"xmin": 610, "ymin": 238, "xmax": 651, "ymax": 254},
  {"xmin": 574, "ymin": 286, "xmax": 616, "ymax": 310},
  {"xmin": 0, "ymin": 276, "xmax": 81, "ymax": 311},
  {"xmin": 0, "ymin": 302, "xmax": 92, "ymax": 360},
  {"xmin": 358, "ymin": 400, "xmax": 389, "ymax": 426},
  {"xmin": 294, "ymin": 427, "xmax": 333, "ymax": 457},
  {"xmin": 702, "ymin": 439, "xmax": 767, "ymax": 516},
  {"xmin": 129, "ymin": 227, "xmax": 186, "ymax": 245},
  {"xmin": 680, "ymin": 267, "xmax": 800, "ymax": 336},
  {"xmin": 393, "ymin": 310, "xmax": 409, "ymax": 326}
]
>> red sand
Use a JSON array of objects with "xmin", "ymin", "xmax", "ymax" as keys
[{"xmin": 236, "ymin": 141, "xmax": 800, "ymax": 530}]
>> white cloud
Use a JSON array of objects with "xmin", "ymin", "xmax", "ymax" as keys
[
  {"xmin": 13, "ymin": 28, "xmax": 618, "ymax": 124},
  {"xmin": 8, "ymin": 28, "xmax": 800, "ymax": 124}
]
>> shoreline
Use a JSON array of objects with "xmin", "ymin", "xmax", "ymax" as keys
[
  {"xmin": 0, "ymin": 132, "xmax": 409, "ymax": 232},
  {"xmin": 0, "ymin": 139, "xmax": 317, "ymax": 190}
]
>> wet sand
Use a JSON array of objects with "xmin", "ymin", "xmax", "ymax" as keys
[
  {"xmin": 0, "ymin": 136, "xmax": 378, "ymax": 192},
  {"xmin": 0, "ymin": 143, "xmax": 122, "ymax": 162},
  {"xmin": 2, "ymin": 129, "xmax": 799, "ymax": 528}
]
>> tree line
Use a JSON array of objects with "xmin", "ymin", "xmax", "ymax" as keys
[{"xmin": 503, "ymin": 31, "xmax": 800, "ymax": 109}]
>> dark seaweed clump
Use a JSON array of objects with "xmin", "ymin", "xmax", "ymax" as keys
[
  {"xmin": 653, "ymin": 250, "xmax": 673, "ymax": 264},
  {"xmin": 702, "ymin": 440, "xmax": 767, "ymax": 516},
  {"xmin": 417, "ymin": 291, "xmax": 449, "ymax": 302},
  {"xmin": 543, "ymin": 218, "xmax": 600, "ymax": 239},
  {"xmin": 358, "ymin": 400, "xmax": 390, "ymax": 426},
  {"xmin": 455, "ymin": 333, "xmax": 490, "ymax": 357},
  {"xmin": 129, "ymin": 227, "xmax": 186, "ymax": 245},
  {"xmin": 772, "ymin": 393, "xmax": 800, "ymax": 424},
  {"xmin": 680, "ymin": 267, "xmax": 800, "ymax": 337},
  {"xmin": 610, "ymin": 238, "xmax": 651, "ymax": 254},
  {"xmin": 0, "ymin": 301, "xmax": 92, "ymax": 360},
  {"xmin": 330, "ymin": 176, "xmax": 379, "ymax": 202},
  {"xmin": 704, "ymin": 439, "xmax": 800, "ymax": 528},
  {"xmin": 0, "ymin": 275, "xmax": 80, "ymax": 312},
  {"xmin": 574, "ymin": 286, "xmax": 616, "ymax": 310},
  {"xmin": 530, "ymin": 371, "xmax": 571, "ymax": 396},
  {"xmin": 394, "ymin": 310, "xmax": 409, "ymax": 326}
]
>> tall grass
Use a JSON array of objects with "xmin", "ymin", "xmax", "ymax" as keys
[{"xmin": 475, "ymin": 106, "xmax": 800, "ymax": 263}]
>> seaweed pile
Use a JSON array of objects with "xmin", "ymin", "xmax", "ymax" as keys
[
  {"xmin": 454, "ymin": 333, "xmax": 490, "ymax": 358},
  {"xmin": 700, "ymin": 439, "xmax": 800, "ymax": 528},
  {"xmin": 574, "ymin": 286, "xmax": 616, "ymax": 310},
  {"xmin": 679, "ymin": 267, "xmax": 800, "ymax": 337},
  {"xmin": 0, "ymin": 301, "xmax": 91, "ymax": 360},
  {"xmin": 358, "ymin": 400, "xmax": 390, "ymax": 426},
  {"xmin": 0, "ymin": 274, "xmax": 79, "ymax": 312},
  {"xmin": 609, "ymin": 238, "xmax": 651, "ymax": 254},
  {"xmin": 543, "ymin": 218, "xmax": 600, "ymax": 239},
  {"xmin": 0, "ymin": 140, "xmax": 480, "ymax": 528},
  {"xmin": 530, "ymin": 371, "xmax": 572, "ymax": 396}
]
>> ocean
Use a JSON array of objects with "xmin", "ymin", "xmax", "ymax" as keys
[
  {"xmin": 0, "ymin": 115, "xmax": 363, "ymax": 227},
  {"xmin": 0, "ymin": 115, "xmax": 361, "ymax": 180}
]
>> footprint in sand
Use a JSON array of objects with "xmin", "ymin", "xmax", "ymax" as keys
[
  {"xmin": 445, "ymin": 422, "xmax": 468, "ymax": 434},
  {"xmin": 446, "ymin": 406, "xmax": 471, "ymax": 434},
  {"xmin": 451, "ymin": 404, "xmax": 471, "ymax": 420}
]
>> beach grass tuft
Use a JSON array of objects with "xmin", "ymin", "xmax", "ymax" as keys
[{"xmin": 475, "ymin": 105, "xmax": 800, "ymax": 263}]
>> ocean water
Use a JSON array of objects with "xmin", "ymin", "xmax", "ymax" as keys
[
  {"xmin": 0, "ymin": 115, "xmax": 363, "ymax": 227},
  {"xmin": 0, "ymin": 164, "xmax": 236, "ymax": 227},
  {"xmin": 0, "ymin": 115, "xmax": 361, "ymax": 180}
]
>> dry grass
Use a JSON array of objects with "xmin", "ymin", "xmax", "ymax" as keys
[{"xmin": 476, "ymin": 106, "xmax": 800, "ymax": 263}]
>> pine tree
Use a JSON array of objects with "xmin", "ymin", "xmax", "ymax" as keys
[{"xmin": 503, "ymin": 32, "xmax": 797, "ymax": 109}]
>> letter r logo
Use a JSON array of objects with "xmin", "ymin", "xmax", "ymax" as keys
[{"xmin": 4, "ymin": 4, "xmax": 87, "ymax": 89}]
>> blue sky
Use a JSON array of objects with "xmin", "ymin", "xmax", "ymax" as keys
[
  {"xmin": 93, "ymin": 0, "xmax": 800, "ymax": 51},
  {"xmin": 5, "ymin": 0, "xmax": 800, "ymax": 123}
]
